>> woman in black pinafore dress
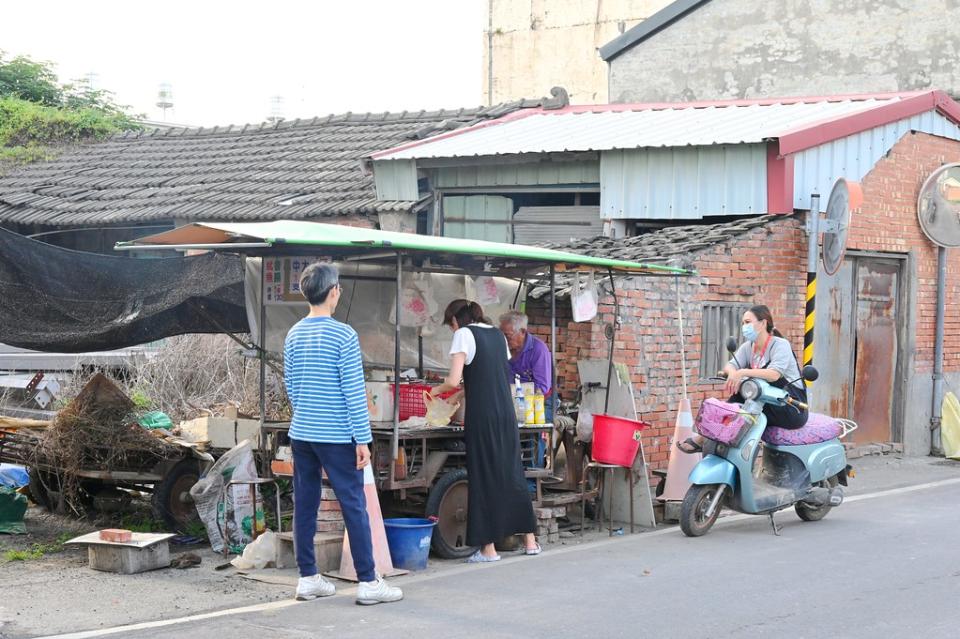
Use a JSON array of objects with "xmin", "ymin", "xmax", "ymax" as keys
[{"xmin": 429, "ymin": 299, "xmax": 539, "ymax": 562}]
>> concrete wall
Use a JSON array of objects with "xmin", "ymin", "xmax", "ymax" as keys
[
  {"xmin": 608, "ymin": 0, "xmax": 960, "ymax": 103},
  {"xmin": 483, "ymin": 0, "xmax": 672, "ymax": 104}
]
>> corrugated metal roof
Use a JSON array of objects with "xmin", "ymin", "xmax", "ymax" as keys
[
  {"xmin": 793, "ymin": 110, "xmax": 960, "ymax": 211},
  {"xmin": 373, "ymin": 96, "xmax": 908, "ymax": 160}
]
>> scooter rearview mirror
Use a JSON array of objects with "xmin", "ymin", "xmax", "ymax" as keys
[
  {"xmin": 802, "ymin": 365, "xmax": 819, "ymax": 382},
  {"xmin": 725, "ymin": 337, "xmax": 739, "ymax": 354}
]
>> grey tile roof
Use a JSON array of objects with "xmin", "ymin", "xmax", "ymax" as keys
[
  {"xmin": 0, "ymin": 101, "xmax": 542, "ymax": 227},
  {"xmin": 543, "ymin": 215, "xmax": 790, "ymax": 266}
]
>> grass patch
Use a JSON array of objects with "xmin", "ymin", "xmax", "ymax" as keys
[{"xmin": 3, "ymin": 533, "xmax": 72, "ymax": 561}]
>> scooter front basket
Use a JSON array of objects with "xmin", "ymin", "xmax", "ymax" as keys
[{"xmin": 695, "ymin": 398, "xmax": 754, "ymax": 447}]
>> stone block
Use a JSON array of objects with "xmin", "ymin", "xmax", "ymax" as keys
[
  {"xmin": 316, "ymin": 521, "xmax": 346, "ymax": 533},
  {"xmin": 317, "ymin": 510, "xmax": 345, "ymax": 522}
]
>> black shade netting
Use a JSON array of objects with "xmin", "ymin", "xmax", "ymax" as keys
[{"xmin": 0, "ymin": 227, "xmax": 248, "ymax": 352}]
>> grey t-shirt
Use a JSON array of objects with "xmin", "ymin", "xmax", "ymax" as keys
[{"xmin": 729, "ymin": 336, "xmax": 803, "ymax": 389}]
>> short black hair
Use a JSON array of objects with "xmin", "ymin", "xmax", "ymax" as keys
[{"xmin": 299, "ymin": 263, "xmax": 339, "ymax": 305}]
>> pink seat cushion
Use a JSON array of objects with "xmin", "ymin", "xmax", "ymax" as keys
[
  {"xmin": 695, "ymin": 398, "xmax": 749, "ymax": 445},
  {"xmin": 762, "ymin": 413, "xmax": 843, "ymax": 446}
]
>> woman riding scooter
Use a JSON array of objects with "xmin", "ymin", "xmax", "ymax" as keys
[{"xmin": 679, "ymin": 305, "xmax": 807, "ymax": 454}]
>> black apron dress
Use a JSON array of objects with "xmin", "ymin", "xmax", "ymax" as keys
[{"xmin": 463, "ymin": 325, "xmax": 537, "ymax": 546}]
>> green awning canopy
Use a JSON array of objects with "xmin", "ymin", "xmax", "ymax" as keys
[{"xmin": 117, "ymin": 220, "xmax": 694, "ymax": 277}]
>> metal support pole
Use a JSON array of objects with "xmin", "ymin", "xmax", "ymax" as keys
[
  {"xmin": 675, "ymin": 275, "xmax": 688, "ymax": 401},
  {"xmin": 603, "ymin": 269, "xmax": 619, "ymax": 415},
  {"xmin": 259, "ymin": 257, "xmax": 267, "ymax": 427},
  {"xmin": 931, "ymin": 246, "xmax": 947, "ymax": 456},
  {"xmin": 804, "ymin": 194, "xmax": 821, "ymax": 394},
  {"xmin": 393, "ymin": 252, "xmax": 402, "ymax": 462},
  {"xmin": 417, "ymin": 331, "xmax": 424, "ymax": 379},
  {"xmin": 550, "ymin": 265, "xmax": 558, "ymax": 416}
]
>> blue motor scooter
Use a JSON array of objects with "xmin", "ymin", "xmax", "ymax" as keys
[{"xmin": 680, "ymin": 340, "xmax": 857, "ymax": 537}]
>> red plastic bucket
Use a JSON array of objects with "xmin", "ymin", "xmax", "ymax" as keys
[{"xmin": 591, "ymin": 414, "xmax": 649, "ymax": 467}]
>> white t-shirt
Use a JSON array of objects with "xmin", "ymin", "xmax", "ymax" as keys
[{"xmin": 449, "ymin": 324, "xmax": 510, "ymax": 365}]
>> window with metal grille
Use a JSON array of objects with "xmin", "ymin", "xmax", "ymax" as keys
[{"xmin": 700, "ymin": 303, "xmax": 750, "ymax": 379}]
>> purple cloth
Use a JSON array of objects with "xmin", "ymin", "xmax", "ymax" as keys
[{"xmin": 508, "ymin": 333, "xmax": 553, "ymax": 395}]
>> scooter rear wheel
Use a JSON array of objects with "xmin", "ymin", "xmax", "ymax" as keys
[
  {"xmin": 795, "ymin": 476, "xmax": 839, "ymax": 522},
  {"xmin": 680, "ymin": 484, "xmax": 723, "ymax": 537}
]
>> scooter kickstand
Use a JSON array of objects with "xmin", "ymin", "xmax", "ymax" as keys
[{"xmin": 767, "ymin": 513, "xmax": 782, "ymax": 536}]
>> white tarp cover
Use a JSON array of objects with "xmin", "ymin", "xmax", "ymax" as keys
[{"xmin": 245, "ymin": 258, "xmax": 521, "ymax": 372}]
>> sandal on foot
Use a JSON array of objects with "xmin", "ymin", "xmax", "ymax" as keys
[
  {"xmin": 676, "ymin": 437, "xmax": 703, "ymax": 454},
  {"xmin": 524, "ymin": 543, "xmax": 542, "ymax": 556},
  {"xmin": 466, "ymin": 551, "xmax": 501, "ymax": 563}
]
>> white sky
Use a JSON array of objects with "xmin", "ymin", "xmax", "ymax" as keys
[{"xmin": 0, "ymin": 0, "xmax": 486, "ymax": 127}]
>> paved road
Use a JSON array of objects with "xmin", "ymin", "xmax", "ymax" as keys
[{"xmin": 42, "ymin": 477, "xmax": 960, "ymax": 639}]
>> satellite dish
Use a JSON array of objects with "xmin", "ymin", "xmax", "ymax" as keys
[
  {"xmin": 821, "ymin": 178, "xmax": 863, "ymax": 275},
  {"xmin": 917, "ymin": 163, "xmax": 960, "ymax": 248}
]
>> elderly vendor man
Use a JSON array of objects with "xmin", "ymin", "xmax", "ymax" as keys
[{"xmin": 499, "ymin": 310, "xmax": 553, "ymax": 413}]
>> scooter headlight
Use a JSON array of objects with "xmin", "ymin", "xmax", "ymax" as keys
[{"xmin": 739, "ymin": 379, "xmax": 761, "ymax": 401}]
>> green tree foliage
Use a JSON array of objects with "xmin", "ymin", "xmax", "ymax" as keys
[
  {"xmin": 0, "ymin": 54, "xmax": 62, "ymax": 106},
  {"xmin": 0, "ymin": 51, "xmax": 141, "ymax": 167}
]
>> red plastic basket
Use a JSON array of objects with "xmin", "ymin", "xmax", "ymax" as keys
[
  {"xmin": 591, "ymin": 414, "xmax": 649, "ymax": 467},
  {"xmin": 391, "ymin": 384, "xmax": 458, "ymax": 421}
]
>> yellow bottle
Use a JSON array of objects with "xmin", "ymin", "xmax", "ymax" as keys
[
  {"xmin": 534, "ymin": 394, "xmax": 545, "ymax": 424},
  {"xmin": 524, "ymin": 394, "xmax": 535, "ymax": 424}
]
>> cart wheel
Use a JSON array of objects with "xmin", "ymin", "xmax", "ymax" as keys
[
  {"xmin": 28, "ymin": 468, "xmax": 55, "ymax": 510},
  {"xmin": 425, "ymin": 469, "xmax": 477, "ymax": 559},
  {"xmin": 151, "ymin": 459, "xmax": 201, "ymax": 531}
]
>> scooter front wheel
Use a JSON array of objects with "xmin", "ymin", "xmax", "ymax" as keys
[{"xmin": 680, "ymin": 484, "xmax": 724, "ymax": 537}]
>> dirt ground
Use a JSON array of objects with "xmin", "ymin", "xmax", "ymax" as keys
[{"xmin": 0, "ymin": 454, "xmax": 956, "ymax": 639}]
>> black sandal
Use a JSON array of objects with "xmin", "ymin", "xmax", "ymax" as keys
[{"xmin": 676, "ymin": 437, "xmax": 703, "ymax": 454}]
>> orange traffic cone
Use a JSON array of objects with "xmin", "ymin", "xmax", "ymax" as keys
[
  {"xmin": 328, "ymin": 464, "xmax": 406, "ymax": 581},
  {"xmin": 659, "ymin": 398, "xmax": 702, "ymax": 502}
]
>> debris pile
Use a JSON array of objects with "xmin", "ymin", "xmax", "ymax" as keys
[{"xmin": 3, "ymin": 374, "xmax": 179, "ymax": 516}]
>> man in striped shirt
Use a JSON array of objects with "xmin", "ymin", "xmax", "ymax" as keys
[{"xmin": 284, "ymin": 262, "xmax": 402, "ymax": 605}]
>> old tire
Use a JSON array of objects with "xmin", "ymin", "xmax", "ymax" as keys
[
  {"xmin": 425, "ymin": 469, "xmax": 477, "ymax": 559},
  {"xmin": 27, "ymin": 468, "xmax": 55, "ymax": 510},
  {"xmin": 680, "ymin": 484, "xmax": 723, "ymax": 537},
  {"xmin": 151, "ymin": 459, "xmax": 201, "ymax": 532},
  {"xmin": 795, "ymin": 476, "xmax": 839, "ymax": 522}
]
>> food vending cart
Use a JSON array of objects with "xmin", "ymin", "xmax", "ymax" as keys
[{"xmin": 117, "ymin": 221, "xmax": 692, "ymax": 556}]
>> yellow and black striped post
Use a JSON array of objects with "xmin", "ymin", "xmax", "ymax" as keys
[
  {"xmin": 804, "ymin": 194, "xmax": 821, "ymax": 387},
  {"xmin": 804, "ymin": 271, "xmax": 816, "ymax": 373}
]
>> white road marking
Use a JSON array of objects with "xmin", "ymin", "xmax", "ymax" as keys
[{"xmin": 36, "ymin": 475, "xmax": 960, "ymax": 639}]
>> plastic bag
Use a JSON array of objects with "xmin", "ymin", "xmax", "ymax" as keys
[
  {"xmin": 0, "ymin": 464, "xmax": 29, "ymax": 489},
  {"xmin": 423, "ymin": 390, "xmax": 462, "ymax": 427},
  {"xmin": 571, "ymin": 272, "xmax": 599, "ymax": 322},
  {"xmin": 576, "ymin": 408, "xmax": 594, "ymax": 443},
  {"xmin": 941, "ymin": 391, "xmax": 960, "ymax": 460},
  {"xmin": 471, "ymin": 275, "xmax": 501, "ymax": 306},
  {"xmin": 138, "ymin": 411, "xmax": 173, "ymax": 430},
  {"xmin": 230, "ymin": 530, "xmax": 278, "ymax": 570},
  {"xmin": 189, "ymin": 440, "xmax": 264, "ymax": 553},
  {"xmin": 390, "ymin": 276, "xmax": 436, "ymax": 328}
]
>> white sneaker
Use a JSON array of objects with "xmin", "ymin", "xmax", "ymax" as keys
[
  {"xmin": 356, "ymin": 576, "xmax": 403, "ymax": 605},
  {"xmin": 295, "ymin": 574, "xmax": 336, "ymax": 600}
]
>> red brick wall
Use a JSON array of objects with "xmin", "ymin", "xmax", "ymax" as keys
[
  {"xmin": 525, "ymin": 131, "xmax": 960, "ymax": 468},
  {"xmin": 845, "ymin": 132, "xmax": 960, "ymax": 374}
]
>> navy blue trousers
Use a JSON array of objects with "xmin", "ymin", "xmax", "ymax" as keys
[{"xmin": 290, "ymin": 439, "xmax": 375, "ymax": 582}]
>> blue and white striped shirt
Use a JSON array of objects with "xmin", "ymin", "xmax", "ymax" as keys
[{"xmin": 283, "ymin": 316, "xmax": 372, "ymax": 444}]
